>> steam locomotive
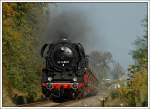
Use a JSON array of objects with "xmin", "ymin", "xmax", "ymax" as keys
[{"xmin": 41, "ymin": 37, "xmax": 98, "ymax": 99}]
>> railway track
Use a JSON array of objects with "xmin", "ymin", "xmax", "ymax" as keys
[
  {"xmin": 17, "ymin": 97, "xmax": 85, "ymax": 107},
  {"xmin": 16, "ymin": 89, "xmax": 110, "ymax": 107},
  {"xmin": 54, "ymin": 90, "xmax": 110, "ymax": 107},
  {"xmin": 16, "ymin": 95, "xmax": 87, "ymax": 107},
  {"xmin": 17, "ymin": 93, "xmax": 108, "ymax": 107},
  {"xmin": 17, "ymin": 98, "xmax": 82, "ymax": 107},
  {"xmin": 17, "ymin": 100, "xmax": 59, "ymax": 107}
]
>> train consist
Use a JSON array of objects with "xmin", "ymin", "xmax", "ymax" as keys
[{"xmin": 41, "ymin": 37, "xmax": 98, "ymax": 99}]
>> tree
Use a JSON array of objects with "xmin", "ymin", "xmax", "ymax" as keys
[
  {"xmin": 2, "ymin": 3, "xmax": 49, "ymax": 105},
  {"xmin": 110, "ymin": 17, "xmax": 148, "ymax": 107},
  {"xmin": 89, "ymin": 51, "xmax": 112, "ymax": 84},
  {"xmin": 125, "ymin": 17, "xmax": 148, "ymax": 106},
  {"xmin": 112, "ymin": 62, "xmax": 125, "ymax": 80}
]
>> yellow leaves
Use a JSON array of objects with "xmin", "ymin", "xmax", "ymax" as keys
[
  {"xmin": 3, "ymin": 3, "xmax": 16, "ymax": 17},
  {"xmin": 117, "ymin": 87, "xmax": 128, "ymax": 98},
  {"xmin": 3, "ymin": 3, "xmax": 22, "ymax": 43},
  {"xmin": 3, "ymin": 26, "xmax": 22, "ymax": 42},
  {"xmin": 3, "ymin": 18, "xmax": 14, "ymax": 27},
  {"xmin": 3, "ymin": 3, "xmax": 49, "ymax": 102},
  {"xmin": 12, "ymin": 31, "xmax": 22, "ymax": 41},
  {"xmin": 129, "ymin": 67, "xmax": 148, "ymax": 104},
  {"xmin": 119, "ymin": 87, "xmax": 128, "ymax": 94},
  {"xmin": 116, "ymin": 64, "xmax": 148, "ymax": 106},
  {"xmin": 132, "ymin": 68, "xmax": 147, "ymax": 91}
]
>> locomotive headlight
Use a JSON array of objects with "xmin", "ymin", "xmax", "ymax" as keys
[
  {"xmin": 73, "ymin": 77, "xmax": 77, "ymax": 82},
  {"xmin": 48, "ymin": 77, "xmax": 52, "ymax": 81}
]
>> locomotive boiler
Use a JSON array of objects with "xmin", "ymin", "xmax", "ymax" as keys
[{"xmin": 41, "ymin": 37, "xmax": 98, "ymax": 99}]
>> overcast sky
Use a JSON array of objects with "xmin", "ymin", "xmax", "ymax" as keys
[{"xmin": 48, "ymin": 3, "xmax": 147, "ymax": 70}]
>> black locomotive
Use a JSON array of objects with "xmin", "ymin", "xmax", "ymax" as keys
[{"xmin": 41, "ymin": 37, "xmax": 98, "ymax": 99}]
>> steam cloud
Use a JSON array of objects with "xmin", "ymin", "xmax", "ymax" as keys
[
  {"xmin": 43, "ymin": 5, "xmax": 99, "ymax": 53},
  {"xmin": 41, "ymin": 4, "xmax": 125, "ymax": 87},
  {"xmin": 47, "ymin": 12, "xmax": 88, "ymax": 41}
]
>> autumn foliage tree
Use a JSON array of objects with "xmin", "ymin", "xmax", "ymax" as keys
[
  {"xmin": 117, "ymin": 17, "xmax": 148, "ymax": 107},
  {"xmin": 89, "ymin": 51, "xmax": 113, "ymax": 85},
  {"xmin": 2, "ymin": 3, "xmax": 48, "ymax": 105},
  {"xmin": 108, "ymin": 17, "xmax": 147, "ymax": 107},
  {"xmin": 128, "ymin": 17, "xmax": 148, "ymax": 106}
]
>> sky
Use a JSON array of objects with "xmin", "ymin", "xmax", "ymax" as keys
[{"xmin": 48, "ymin": 3, "xmax": 147, "ymax": 71}]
